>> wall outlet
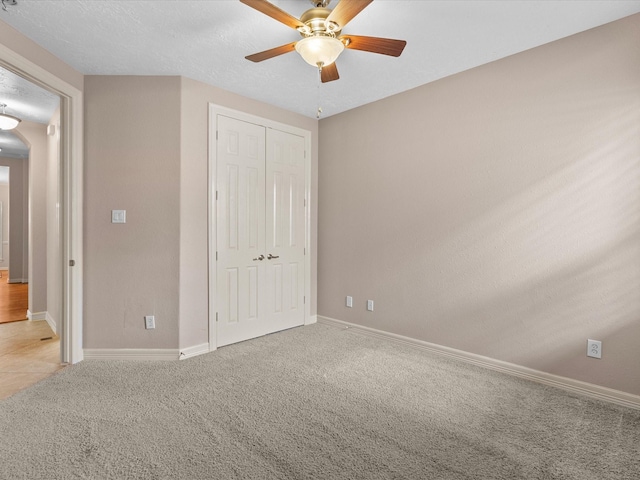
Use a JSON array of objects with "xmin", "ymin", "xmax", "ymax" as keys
[
  {"xmin": 346, "ymin": 296, "xmax": 353, "ymax": 308},
  {"xmin": 367, "ymin": 300, "xmax": 374, "ymax": 312},
  {"xmin": 587, "ymin": 339, "xmax": 601, "ymax": 359},
  {"xmin": 144, "ymin": 315, "xmax": 155, "ymax": 330}
]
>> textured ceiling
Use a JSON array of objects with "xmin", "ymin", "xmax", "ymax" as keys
[
  {"xmin": 0, "ymin": 66, "xmax": 59, "ymax": 158},
  {"xmin": 0, "ymin": 67, "xmax": 59, "ymax": 124},
  {"xmin": 1, "ymin": 0, "xmax": 640, "ymax": 121}
]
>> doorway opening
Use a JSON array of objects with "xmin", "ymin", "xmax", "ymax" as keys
[{"xmin": 0, "ymin": 44, "xmax": 83, "ymax": 366}]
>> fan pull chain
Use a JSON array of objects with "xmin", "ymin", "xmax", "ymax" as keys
[{"xmin": 316, "ymin": 63, "xmax": 323, "ymax": 119}]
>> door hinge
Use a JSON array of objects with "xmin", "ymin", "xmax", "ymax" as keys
[
  {"xmin": 216, "ymin": 251, "xmax": 218, "ymax": 261},
  {"xmin": 216, "ymin": 190, "xmax": 218, "ymax": 200},
  {"xmin": 216, "ymin": 312, "xmax": 219, "ymax": 322},
  {"xmin": 216, "ymin": 130, "xmax": 218, "ymax": 140},
  {"xmin": 304, "ymin": 296, "xmax": 306, "ymax": 304},
  {"xmin": 69, "ymin": 260, "xmax": 75, "ymax": 267}
]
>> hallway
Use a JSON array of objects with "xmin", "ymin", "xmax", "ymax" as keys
[
  {"xmin": 0, "ymin": 271, "xmax": 28, "ymax": 324},
  {"xmin": 0, "ymin": 274, "xmax": 63, "ymax": 399}
]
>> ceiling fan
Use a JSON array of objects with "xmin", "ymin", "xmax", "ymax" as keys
[{"xmin": 240, "ymin": 0, "xmax": 407, "ymax": 83}]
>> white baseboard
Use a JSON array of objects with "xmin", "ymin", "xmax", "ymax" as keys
[
  {"xmin": 179, "ymin": 343, "xmax": 210, "ymax": 360},
  {"xmin": 318, "ymin": 316, "xmax": 640, "ymax": 410},
  {"xmin": 83, "ymin": 349, "xmax": 180, "ymax": 361},
  {"xmin": 305, "ymin": 314, "xmax": 317, "ymax": 326},
  {"xmin": 27, "ymin": 310, "xmax": 47, "ymax": 321},
  {"xmin": 8, "ymin": 278, "xmax": 27, "ymax": 284},
  {"xmin": 45, "ymin": 312, "xmax": 57, "ymax": 334}
]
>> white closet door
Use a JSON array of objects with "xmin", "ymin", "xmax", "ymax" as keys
[
  {"xmin": 216, "ymin": 115, "xmax": 267, "ymax": 347},
  {"xmin": 216, "ymin": 117, "xmax": 306, "ymax": 347},
  {"xmin": 265, "ymin": 128, "xmax": 306, "ymax": 332}
]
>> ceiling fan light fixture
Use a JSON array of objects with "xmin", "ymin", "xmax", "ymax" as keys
[
  {"xmin": 295, "ymin": 35, "xmax": 344, "ymax": 67},
  {"xmin": 0, "ymin": 104, "xmax": 21, "ymax": 131}
]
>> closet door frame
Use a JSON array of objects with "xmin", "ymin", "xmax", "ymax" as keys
[{"xmin": 207, "ymin": 104, "xmax": 312, "ymax": 351}]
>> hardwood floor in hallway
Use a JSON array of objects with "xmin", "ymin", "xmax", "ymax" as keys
[
  {"xmin": 0, "ymin": 270, "xmax": 28, "ymax": 324},
  {"xmin": 0, "ymin": 272, "xmax": 65, "ymax": 400}
]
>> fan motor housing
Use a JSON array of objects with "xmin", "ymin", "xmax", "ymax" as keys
[{"xmin": 299, "ymin": 7, "xmax": 341, "ymax": 36}]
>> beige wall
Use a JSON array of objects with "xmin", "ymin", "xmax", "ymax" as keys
[
  {"xmin": 18, "ymin": 121, "xmax": 49, "ymax": 315},
  {"xmin": 84, "ymin": 76, "xmax": 182, "ymax": 349},
  {"xmin": 84, "ymin": 75, "xmax": 318, "ymax": 351},
  {"xmin": 178, "ymin": 77, "xmax": 318, "ymax": 349},
  {"xmin": 0, "ymin": 156, "xmax": 27, "ymax": 283},
  {"xmin": 318, "ymin": 14, "xmax": 640, "ymax": 396}
]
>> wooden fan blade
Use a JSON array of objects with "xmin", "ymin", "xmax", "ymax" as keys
[
  {"xmin": 240, "ymin": 0, "xmax": 304, "ymax": 30},
  {"xmin": 326, "ymin": 0, "xmax": 373, "ymax": 28},
  {"xmin": 245, "ymin": 42, "xmax": 298, "ymax": 62},
  {"xmin": 321, "ymin": 62, "xmax": 339, "ymax": 83},
  {"xmin": 341, "ymin": 35, "xmax": 407, "ymax": 57}
]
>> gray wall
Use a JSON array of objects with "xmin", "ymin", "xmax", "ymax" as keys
[{"xmin": 318, "ymin": 14, "xmax": 640, "ymax": 396}]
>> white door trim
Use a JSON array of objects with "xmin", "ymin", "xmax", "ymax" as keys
[
  {"xmin": 208, "ymin": 104, "xmax": 311, "ymax": 351},
  {"xmin": 0, "ymin": 45, "xmax": 84, "ymax": 364}
]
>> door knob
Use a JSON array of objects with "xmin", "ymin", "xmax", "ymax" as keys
[
  {"xmin": 267, "ymin": 254, "xmax": 279, "ymax": 259},
  {"xmin": 253, "ymin": 254, "xmax": 265, "ymax": 261}
]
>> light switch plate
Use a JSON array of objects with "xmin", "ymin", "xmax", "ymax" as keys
[{"xmin": 111, "ymin": 210, "xmax": 126, "ymax": 224}]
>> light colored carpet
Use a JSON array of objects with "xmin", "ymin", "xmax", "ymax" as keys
[{"xmin": 0, "ymin": 323, "xmax": 638, "ymax": 479}]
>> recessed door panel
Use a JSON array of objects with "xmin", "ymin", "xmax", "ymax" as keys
[
  {"xmin": 227, "ymin": 165, "xmax": 239, "ymax": 250},
  {"xmin": 290, "ymin": 263, "xmax": 299, "ymax": 310},
  {"xmin": 247, "ymin": 167, "xmax": 259, "ymax": 250},
  {"xmin": 248, "ymin": 266, "xmax": 258, "ymax": 320},
  {"xmin": 226, "ymin": 268, "xmax": 239, "ymax": 324}
]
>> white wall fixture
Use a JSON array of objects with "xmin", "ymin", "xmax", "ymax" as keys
[
  {"xmin": 587, "ymin": 339, "xmax": 602, "ymax": 359},
  {"xmin": 111, "ymin": 209, "xmax": 126, "ymax": 224},
  {"xmin": 144, "ymin": 315, "xmax": 155, "ymax": 329}
]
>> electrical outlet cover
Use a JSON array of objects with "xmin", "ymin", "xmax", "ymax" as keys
[{"xmin": 587, "ymin": 339, "xmax": 601, "ymax": 359}]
